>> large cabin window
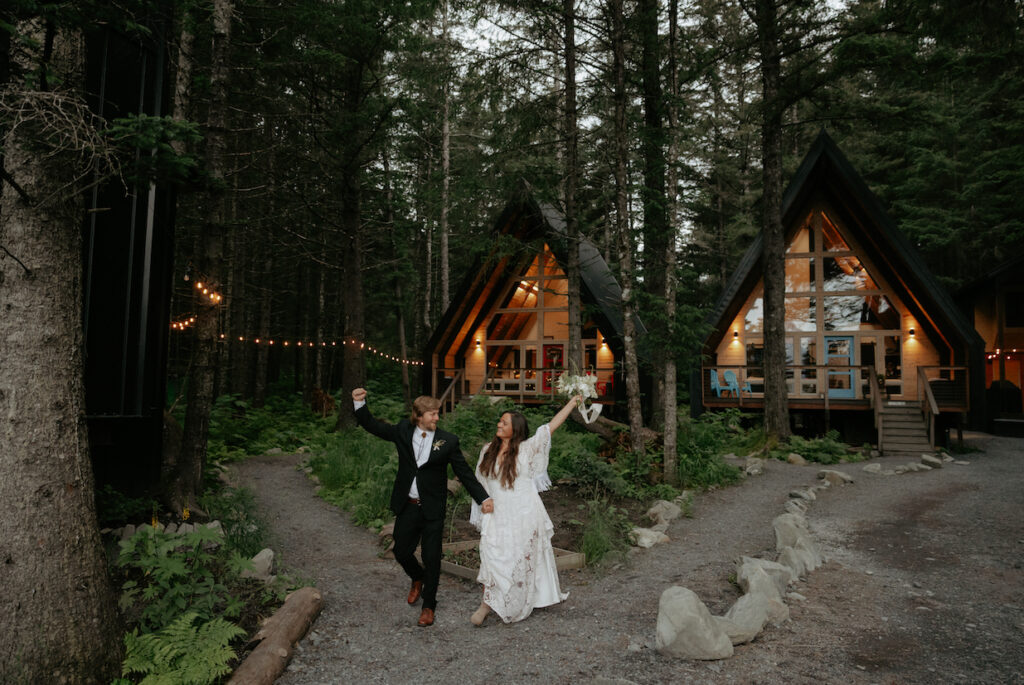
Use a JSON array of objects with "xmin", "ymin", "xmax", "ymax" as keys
[{"xmin": 735, "ymin": 210, "xmax": 908, "ymax": 399}]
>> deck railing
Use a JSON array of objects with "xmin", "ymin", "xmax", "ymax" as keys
[
  {"xmin": 476, "ymin": 366, "xmax": 616, "ymax": 403},
  {"xmin": 703, "ymin": 364, "xmax": 969, "ymax": 416}
]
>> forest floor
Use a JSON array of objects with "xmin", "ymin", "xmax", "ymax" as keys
[{"xmin": 229, "ymin": 432, "xmax": 1024, "ymax": 685}]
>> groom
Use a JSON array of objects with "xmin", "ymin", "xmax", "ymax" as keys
[{"xmin": 352, "ymin": 387, "xmax": 493, "ymax": 627}]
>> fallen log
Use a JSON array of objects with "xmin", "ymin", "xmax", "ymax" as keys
[
  {"xmin": 227, "ymin": 585, "xmax": 324, "ymax": 685},
  {"xmin": 572, "ymin": 410, "xmax": 660, "ymax": 446}
]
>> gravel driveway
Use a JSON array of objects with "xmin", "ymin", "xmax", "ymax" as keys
[{"xmin": 230, "ymin": 431, "xmax": 1024, "ymax": 684}]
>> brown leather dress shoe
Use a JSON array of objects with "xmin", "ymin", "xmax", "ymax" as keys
[
  {"xmin": 417, "ymin": 607, "xmax": 435, "ymax": 627},
  {"xmin": 407, "ymin": 580, "xmax": 423, "ymax": 605}
]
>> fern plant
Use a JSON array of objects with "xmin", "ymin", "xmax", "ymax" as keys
[{"xmin": 120, "ymin": 611, "xmax": 245, "ymax": 685}]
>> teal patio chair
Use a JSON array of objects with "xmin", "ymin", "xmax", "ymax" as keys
[
  {"xmin": 722, "ymin": 370, "xmax": 742, "ymax": 397},
  {"xmin": 709, "ymin": 370, "xmax": 725, "ymax": 398}
]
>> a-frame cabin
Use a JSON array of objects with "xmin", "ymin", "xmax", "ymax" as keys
[
  {"xmin": 423, "ymin": 191, "xmax": 647, "ymax": 414},
  {"xmin": 696, "ymin": 131, "xmax": 984, "ymax": 455}
]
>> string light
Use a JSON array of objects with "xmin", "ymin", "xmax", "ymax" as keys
[
  {"xmin": 169, "ymin": 325, "xmax": 423, "ymax": 365},
  {"xmin": 172, "ymin": 270, "xmax": 419, "ymax": 365}
]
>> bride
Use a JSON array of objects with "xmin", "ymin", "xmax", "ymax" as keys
[{"xmin": 469, "ymin": 395, "xmax": 582, "ymax": 625}]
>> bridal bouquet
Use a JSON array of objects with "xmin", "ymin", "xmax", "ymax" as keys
[{"xmin": 555, "ymin": 373, "xmax": 602, "ymax": 424}]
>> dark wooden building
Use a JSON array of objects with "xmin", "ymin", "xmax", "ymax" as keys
[
  {"xmin": 83, "ymin": 17, "xmax": 176, "ymax": 495},
  {"xmin": 423, "ymin": 190, "xmax": 648, "ymax": 416},
  {"xmin": 695, "ymin": 131, "xmax": 984, "ymax": 455}
]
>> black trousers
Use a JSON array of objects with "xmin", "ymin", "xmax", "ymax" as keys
[{"xmin": 392, "ymin": 500, "xmax": 444, "ymax": 610}]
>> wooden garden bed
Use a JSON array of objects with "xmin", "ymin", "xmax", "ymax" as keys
[{"xmin": 440, "ymin": 540, "xmax": 585, "ymax": 581}]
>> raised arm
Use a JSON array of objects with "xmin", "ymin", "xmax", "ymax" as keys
[
  {"xmin": 351, "ymin": 387, "xmax": 399, "ymax": 441},
  {"xmin": 547, "ymin": 394, "xmax": 582, "ymax": 434}
]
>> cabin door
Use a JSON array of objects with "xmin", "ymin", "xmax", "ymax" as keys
[
  {"xmin": 542, "ymin": 344, "xmax": 564, "ymax": 392},
  {"xmin": 825, "ymin": 336, "xmax": 855, "ymax": 399}
]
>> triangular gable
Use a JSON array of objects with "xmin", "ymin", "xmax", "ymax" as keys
[
  {"xmin": 703, "ymin": 130, "xmax": 983, "ymax": 365},
  {"xmin": 423, "ymin": 189, "xmax": 645, "ymax": 391}
]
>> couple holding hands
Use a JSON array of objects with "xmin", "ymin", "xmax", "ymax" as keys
[{"xmin": 352, "ymin": 387, "xmax": 580, "ymax": 627}]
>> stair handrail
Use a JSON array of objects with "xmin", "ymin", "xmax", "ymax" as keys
[
  {"xmin": 437, "ymin": 368, "xmax": 465, "ymax": 415},
  {"xmin": 868, "ymin": 365, "xmax": 883, "ymax": 454},
  {"xmin": 917, "ymin": 367, "xmax": 940, "ymax": 448}
]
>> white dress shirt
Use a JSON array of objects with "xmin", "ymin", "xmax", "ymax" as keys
[{"xmin": 354, "ymin": 398, "xmax": 432, "ymax": 499}]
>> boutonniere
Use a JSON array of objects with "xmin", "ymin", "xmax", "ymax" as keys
[{"xmin": 432, "ymin": 439, "xmax": 446, "ymax": 452}]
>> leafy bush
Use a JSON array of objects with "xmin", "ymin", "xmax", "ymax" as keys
[
  {"xmin": 117, "ymin": 611, "xmax": 244, "ymax": 685},
  {"xmin": 770, "ymin": 430, "xmax": 859, "ymax": 464},
  {"xmin": 576, "ymin": 500, "xmax": 632, "ymax": 567},
  {"xmin": 116, "ymin": 526, "xmax": 250, "ymax": 633},
  {"xmin": 675, "ymin": 412, "xmax": 744, "ymax": 490},
  {"xmin": 206, "ymin": 393, "xmax": 336, "ymax": 462},
  {"xmin": 96, "ymin": 485, "xmax": 160, "ymax": 528},
  {"xmin": 197, "ymin": 487, "xmax": 269, "ymax": 558},
  {"xmin": 308, "ymin": 429, "xmax": 398, "ymax": 529}
]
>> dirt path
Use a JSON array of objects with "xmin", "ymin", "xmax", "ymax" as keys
[{"xmin": 230, "ymin": 432, "xmax": 1024, "ymax": 684}]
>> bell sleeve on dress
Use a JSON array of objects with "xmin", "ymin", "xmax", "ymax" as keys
[
  {"xmin": 528, "ymin": 423, "xmax": 553, "ymax": 492},
  {"xmin": 470, "ymin": 445, "xmax": 488, "ymax": 531}
]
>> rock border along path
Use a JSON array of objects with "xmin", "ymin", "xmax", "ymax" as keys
[{"xmin": 230, "ymin": 432, "xmax": 1024, "ymax": 684}]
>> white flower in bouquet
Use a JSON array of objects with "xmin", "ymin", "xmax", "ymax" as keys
[
  {"xmin": 555, "ymin": 373, "xmax": 602, "ymax": 423},
  {"xmin": 555, "ymin": 373, "xmax": 598, "ymax": 400}
]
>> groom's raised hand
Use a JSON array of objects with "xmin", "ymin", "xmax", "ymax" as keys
[{"xmin": 352, "ymin": 388, "xmax": 367, "ymax": 402}]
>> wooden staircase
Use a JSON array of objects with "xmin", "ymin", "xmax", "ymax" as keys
[{"xmin": 879, "ymin": 403, "xmax": 934, "ymax": 458}]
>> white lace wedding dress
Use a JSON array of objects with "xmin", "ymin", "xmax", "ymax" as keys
[{"xmin": 471, "ymin": 423, "xmax": 569, "ymax": 623}]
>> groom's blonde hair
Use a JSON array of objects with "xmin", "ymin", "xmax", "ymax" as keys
[{"xmin": 410, "ymin": 395, "xmax": 441, "ymax": 423}]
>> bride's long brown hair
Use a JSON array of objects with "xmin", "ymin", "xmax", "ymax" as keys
[{"xmin": 478, "ymin": 411, "xmax": 528, "ymax": 489}]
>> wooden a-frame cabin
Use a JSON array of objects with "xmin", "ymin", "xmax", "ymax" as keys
[
  {"xmin": 696, "ymin": 131, "xmax": 985, "ymax": 456},
  {"xmin": 422, "ymin": 190, "xmax": 647, "ymax": 414}
]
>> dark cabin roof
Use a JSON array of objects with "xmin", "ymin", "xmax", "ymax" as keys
[
  {"xmin": 424, "ymin": 189, "xmax": 646, "ymax": 369},
  {"xmin": 702, "ymin": 130, "xmax": 983, "ymax": 364}
]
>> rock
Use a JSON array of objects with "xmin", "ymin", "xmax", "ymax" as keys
[
  {"xmin": 718, "ymin": 592, "xmax": 773, "ymax": 643},
  {"xmin": 164, "ymin": 522, "xmax": 178, "ymax": 534},
  {"xmin": 647, "ymin": 500, "xmax": 682, "ymax": 526},
  {"xmin": 784, "ymin": 500, "xmax": 807, "ymax": 515},
  {"xmin": 788, "ymin": 488, "xmax": 816, "ymax": 502},
  {"xmin": 863, "ymin": 463, "xmax": 883, "ymax": 474},
  {"xmin": 773, "ymin": 512, "xmax": 810, "ymax": 550},
  {"xmin": 787, "ymin": 453, "xmax": 807, "ymax": 465},
  {"xmin": 870, "ymin": 449, "xmax": 881, "ymax": 458},
  {"xmin": 655, "ymin": 587, "xmax": 734, "ymax": 660},
  {"xmin": 266, "ymin": 447, "xmax": 283, "ymax": 455},
  {"xmin": 447, "ymin": 479, "xmax": 463, "ymax": 496},
  {"xmin": 818, "ymin": 469, "xmax": 854, "ymax": 485},
  {"xmin": 121, "ymin": 524, "xmax": 136, "ymax": 540},
  {"xmin": 737, "ymin": 557, "xmax": 795, "ymax": 597},
  {"xmin": 629, "ymin": 527, "xmax": 670, "ymax": 548},
  {"xmin": 744, "ymin": 458, "xmax": 766, "ymax": 476},
  {"xmin": 243, "ymin": 548, "xmax": 276, "ymax": 582},
  {"xmin": 921, "ymin": 454, "xmax": 944, "ymax": 469}
]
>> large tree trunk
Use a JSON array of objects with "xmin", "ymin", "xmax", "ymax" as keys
[
  {"xmin": 611, "ymin": 0, "xmax": 646, "ymax": 456},
  {"xmin": 180, "ymin": 0, "xmax": 234, "ymax": 508},
  {"xmin": 564, "ymin": 0, "xmax": 583, "ymax": 374},
  {"xmin": 662, "ymin": 0, "xmax": 681, "ymax": 484},
  {"xmin": 334, "ymin": 171, "xmax": 366, "ymax": 430},
  {"xmin": 0, "ymin": 30, "xmax": 122, "ymax": 682},
  {"xmin": 638, "ymin": 0, "xmax": 668, "ymax": 428},
  {"xmin": 439, "ymin": 0, "xmax": 451, "ymax": 313},
  {"xmin": 754, "ymin": 0, "xmax": 791, "ymax": 441}
]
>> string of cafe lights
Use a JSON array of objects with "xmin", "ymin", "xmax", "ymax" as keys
[{"xmin": 170, "ymin": 274, "xmax": 422, "ymax": 366}]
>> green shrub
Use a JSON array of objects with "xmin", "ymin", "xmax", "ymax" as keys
[
  {"xmin": 96, "ymin": 485, "xmax": 160, "ymax": 528},
  {"xmin": 675, "ymin": 412, "xmax": 744, "ymax": 490},
  {"xmin": 119, "ymin": 611, "xmax": 245, "ymax": 685},
  {"xmin": 308, "ymin": 429, "xmax": 398, "ymax": 529},
  {"xmin": 576, "ymin": 500, "xmax": 632, "ymax": 567},
  {"xmin": 771, "ymin": 430, "xmax": 858, "ymax": 464},
  {"xmin": 116, "ymin": 526, "xmax": 251, "ymax": 633},
  {"xmin": 197, "ymin": 487, "xmax": 268, "ymax": 558}
]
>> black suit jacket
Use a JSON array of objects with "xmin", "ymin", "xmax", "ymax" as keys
[{"xmin": 354, "ymin": 405, "xmax": 490, "ymax": 521}]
